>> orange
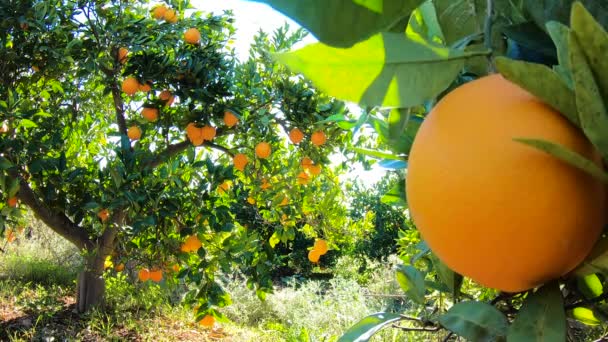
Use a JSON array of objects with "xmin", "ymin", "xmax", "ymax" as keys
[
  {"xmin": 217, "ymin": 181, "xmax": 231, "ymax": 194},
  {"xmin": 139, "ymin": 82, "xmax": 152, "ymax": 93},
  {"xmin": 121, "ymin": 77, "xmax": 139, "ymax": 96},
  {"xmin": 199, "ymin": 314, "xmax": 215, "ymax": 327},
  {"xmin": 138, "ymin": 268, "xmax": 150, "ymax": 282},
  {"xmin": 171, "ymin": 264, "xmax": 180, "ymax": 273},
  {"xmin": 309, "ymin": 164, "xmax": 321, "ymax": 176},
  {"xmin": 159, "ymin": 90, "xmax": 174, "ymax": 106},
  {"xmin": 141, "ymin": 107, "xmax": 158, "ymax": 122},
  {"xmin": 297, "ymin": 171, "xmax": 309, "ymax": 185},
  {"xmin": 117, "ymin": 47, "xmax": 128, "ymax": 64},
  {"xmin": 114, "ymin": 263, "xmax": 125, "ymax": 272},
  {"xmin": 184, "ymin": 28, "xmax": 201, "ymax": 45},
  {"xmin": 127, "ymin": 126, "xmax": 141, "ymax": 140},
  {"xmin": 223, "ymin": 111, "xmax": 238, "ymax": 127},
  {"xmin": 233, "ymin": 153, "xmax": 248, "ymax": 171},
  {"xmin": 181, "ymin": 235, "xmax": 202, "ymax": 253},
  {"xmin": 313, "ymin": 239, "xmax": 328, "ymax": 255},
  {"xmin": 7, "ymin": 196, "xmax": 18, "ymax": 208},
  {"xmin": 164, "ymin": 9, "xmax": 177, "ymax": 23},
  {"xmin": 201, "ymin": 126, "xmax": 216, "ymax": 141},
  {"xmin": 255, "ymin": 142, "xmax": 271, "ymax": 159},
  {"xmin": 311, "ymin": 131, "xmax": 326, "ymax": 146},
  {"xmin": 97, "ymin": 208, "xmax": 109, "ymax": 222},
  {"xmin": 149, "ymin": 269, "xmax": 163, "ymax": 282},
  {"xmin": 289, "ymin": 128, "xmax": 304, "ymax": 144},
  {"xmin": 406, "ymin": 74, "xmax": 605, "ymax": 292},
  {"xmin": 260, "ymin": 179, "xmax": 271, "ymax": 190},
  {"xmin": 301, "ymin": 157, "xmax": 314, "ymax": 169},
  {"xmin": 152, "ymin": 5, "xmax": 167, "ymax": 20},
  {"xmin": 247, "ymin": 197, "xmax": 256, "ymax": 205},
  {"xmin": 186, "ymin": 123, "xmax": 204, "ymax": 146},
  {"xmin": 279, "ymin": 196, "xmax": 289, "ymax": 206},
  {"xmin": 308, "ymin": 249, "xmax": 321, "ymax": 263}
]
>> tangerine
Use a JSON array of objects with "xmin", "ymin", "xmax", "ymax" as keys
[
  {"xmin": 184, "ymin": 28, "xmax": 201, "ymax": 45},
  {"xmin": 311, "ymin": 131, "xmax": 326, "ymax": 146},
  {"xmin": 255, "ymin": 142, "xmax": 271, "ymax": 159},
  {"xmin": 233, "ymin": 153, "xmax": 248, "ymax": 171},
  {"xmin": 289, "ymin": 128, "xmax": 305, "ymax": 144},
  {"xmin": 138, "ymin": 268, "xmax": 150, "ymax": 282},
  {"xmin": 127, "ymin": 126, "xmax": 141, "ymax": 140},
  {"xmin": 223, "ymin": 111, "xmax": 238, "ymax": 127},
  {"xmin": 141, "ymin": 107, "xmax": 158, "ymax": 122},
  {"xmin": 121, "ymin": 77, "xmax": 139, "ymax": 96}
]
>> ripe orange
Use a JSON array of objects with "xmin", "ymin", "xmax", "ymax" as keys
[
  {"xmin": 199, "ymin": 314, "xmax": 215, "ymax": 327},
  {"xmin": 406, "ymin": 74, "xmax": 605, "ymax": 292},
  {"xmin": 164, "ymin": 9, "xmax": 177, "ymax": 23},
  {"xmin": 171, "ymin": 264, "xmax": 180, "ymax": 273},
  {"xmin": 152, "ymin": 5, "xmax": 167, "ymax": 19},
  {"xmin": 186, "ymin": 123, "xmax": 204, "ymax": 146},
  {"xmin": 159, "ymin": 90, "xmax": 174, "ymax": 106},
  {"xmin": 301, "ymin": 157, "xmax": 314, "ymax": 169},
  {"xmin": 127, "ymin": 126, "xmax": 141, "ymax": 140},
  {"xmin": 309, "ymin": 164, "xmax": 322, "ymax": 176},
  {"xmin": 97, "ymin": 208, "xmax": 109, "ymax": 222},
  {"xmin": 255, "ymin": 142, "xmax": 271, "ymax": 159},
  {"xmin": 311, "ymin": 131, "xmax": 326, "ymax": 146},
  {"xmin": 118, "ymin": 47, "xmax": 128, "ymax": 64},
  {"xmin": 121, "ymin": 77, "xmax": 139, "ymax": 96},
  {"xmin": 149, "ymin": 269, "xmax": 163, "ymax": 282},
  {"xmin": 223, "ymin": 111, "xmax": 238, "ymax": 127},
  {"xmin": 233, "ymin": 153, "xmax": 248, "ymax": 171},
  {"xmin": 114, "ymin": 263, "xmax": 125, "ymax": 272},
  {"xmin": 289, "ymin": 128, "xmax": 305, "ymax": 144},
  {"xmin": 139, "ymin": 82, "xmax": 152, "ymax": 93},
  {"xmin": 218, "ymin": 181, "xmax": 231, "ymax": 194},
  {"xmin": 297, "ymin": 171, "xmax": 309, "ymax": 185},
  {"xmin": 260, "ymin": 178, "xmax": 271, "ymax": 190},
  {"xmin": 184, "ymin": 28, "xmax": 201, "ymax": 45},
  {"xmin": 181, "ymin": 235, "xmax": 202, "ymax": 253},
  {"xmin": 141, "ymin": 107, "xmax": 158, "ymax": 122},
  {"xmin": 308, "ymin": 249, "xmax": 321, "ymax": 263},
  {"xmin": 138, "ymin": 268, "xmax": 150, "ymax": 282},
  {"xmin": 314, "ymin": 239, "xmax": 328, "ymax": 255},
  {"xmin": 201, "ymin": 126, "xmax": 216, "ymax": 141},
  {"xmin": 7, "ymin": 196, "xmax": 18, "ymax": 208}
]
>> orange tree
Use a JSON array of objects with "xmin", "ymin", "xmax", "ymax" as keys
[
  {"xmin": 0, "ymin": 0, "xmax": 366, "ymax": 317},
  {"xmin": 256, "ymin": 0, "xmax": 608, "ymax": 340}
]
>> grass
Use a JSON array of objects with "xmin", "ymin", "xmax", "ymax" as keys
[{"xmin": 0, "ymin": 217, "xmax": 439, "ymax": 341}]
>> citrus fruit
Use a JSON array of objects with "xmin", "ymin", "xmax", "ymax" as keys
[
  {"xmin": 233, "ymin": 153, "xmax": 248, "ymax": 171},
  {"xmin": 199, "ymin": 314, "xmax": 215, "ymax": 327},
  {"xmin": 97, "ymin": 209, "xmax": 109, "ymax": 222},
  {"xmin": 139, "ymin": 82, "xmax": 152, "ymax": 93},
  {"xmin": 289, "ymin": 128, "xmax": 304, "ymax": 144},
  {"xmin": 164, "ymin": 9, "xmax": 177, "ymax": 23},
  {"xmin": 314, "ymin": 239, "xmax": 328, "ymax": 255},
  {"xmin": 159, "ymin": 90, "xmax": 174, "ymax": 106},
  {"xmin": 127, "ymin": 126, "xmax": 141, "ymax": 140},
  {"xmin": 406, "ymin": 74, "xmax": 605, "ymax": 292},
  {"xmin": 223, "ymin": 111, "xmax": 238, "ymax": 127},
  {"xmin": 7, "ymin": 197, "xmax": 18, "ymax": 208},
  {"xmin": 309, "ymin": 164, "xmax": 321, "ymax": 176},
  {"xmin": 311, "ymin": 131, "xmax": 326, "ymax": 146},
  {"xmin": 297, "ymin": 171, "xmax": 309, "ymax": 185},
  {"xmin": 260, "ymin": 178, "xmax": 271, "ymax": 190},
  {"xmin": 114, "ymin": 263, "xmax": 125, "ymax": 272},
  {"xmin": 152, "ymin": 5, "xmax": 167, "ymax": 19},
  {"xmin": 186, "ymin": 123, "xmax": 204, "ymax": 146},
  {"xmin": 121, "ymin": 77, "xmax": 139, "ymax": 96},
  {"xmin": 255, "ymin": 142, "xmax": 271, "ymax": 159},
  {"xmin": 308, "ymin": 249, "xmax": 321, "ymax": 263},
  {"xmin": 247, "ymin": 197, "xmax": 256, "ymax": 205},
  {"xmin": 301, "ymin": 157, "xmax": 314, "ymax": 169},
  {"xmin": 201, "ymin": 125, "xmax": 216, "ymax": 141},
  {"xmin": 117, "ymin": 47, "xmax": 128, "ymax": 64},
  {"xmin": 138, "ymin": 268, "xmax": 150, "ymax": 282},
  {"xmin": 149, "ymin": 269, "xmax": 163, "ymax": 282},
  {"xmin": 184, "ymin": 28, "xmax": 201, "ymax": 44},
  {"xmin": 181, "ymin": 235, "xmax": 202, "ymax": 253},
  {"xmin": 141, "ymin": 107, "xmax": 158, "ymax": 122}
]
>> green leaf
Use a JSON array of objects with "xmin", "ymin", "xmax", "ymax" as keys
[
  {"xmin": 438, "ymin": 301, "xmax": 508, "ymax": 342},
  {"xmin": 352, "ymin": 147, "xmax": 403, "ymax": 160},
  {"xmin": 546, "ymin": 21, "xmax": 572, "ymax": 86},
  {"xmin": 571, "ymin": 307, "xmax": 601, "ymax": 326},
  {"xmin": 249, "ymin": 0, "xmax": 425, "ymax": 47},
  {"xmin": 514, "ymin": 138, "xmax": 608, "ymax": 183},
  {"xmin": 495, "ymin": 57, "xmax": 578, "ymax": 127},
  {"xmin": 0, "ymin": 157, "xmax": 13, "ymax": 170},
  {"xmin": 507, "ymin": 282, "xmax": 566, "ymax": 342},
  {"xmin": 431, "ymin": 254, "xmax": 463, "ymax": 296},
  {"xmin": 381, "ymin": 180, "xmax": 407, "ymax": 207},
  {"xmin": 577, "ymin": 274, "xmax": 603, "ymax": 299},
  {"xmin": 571, "ymin": 1, "xmax": 608, "ymax": 101},
  {"xmin": 574, "ymin": 238, "xmax": 608, "ymax": 276},
  {"xmin": 569, "ymin": 31, "xmax": 608, "ymax": 161},
  {"xmin": 275, "ymin": 32, "xmax": 469, "ymax": 108},
  {"xmin": 525, "ymin": 0, "xmax": 608, "ymax": 32},
  {"xmin": 269, "ymin": 232, "xmax": 280, "ymax": 248},
  {"xmin": 337, "ymin": 312, "xmax": 402, "ymax": 342},
  {"xmin": 407, "ymin": 1, "xmax": 445, "ymax": 44},
  {"xmin": 18, "ymin": 119, "xmax": 37, "ymax": 129},
  {"xmin": 395, "ymin": 264, "xmax": 425, "ymax": 304}
]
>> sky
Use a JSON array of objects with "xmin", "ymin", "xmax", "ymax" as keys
[{"xmin": 191, "ymin": 0, "xmax": 386, "ymax": 186}]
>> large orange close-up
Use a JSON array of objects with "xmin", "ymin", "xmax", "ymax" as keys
[{"xmin": 406, "ymin": 74, "xmax": 606, "ymax": 292}]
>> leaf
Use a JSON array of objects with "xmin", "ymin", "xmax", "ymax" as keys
[
  {"xmin": 495, "ymin": 57, "xmax": 578, "ymax": 127},
  {"xmin": 438, "ymin": 301, "xmax": 508, "ymax": 342},
  {"xmin": 381, "ymin": 180, "xmax": 407, "ymax": 207},
  {"xmin": 574, "ymin": 237, "xmax": 608, "ymax": 276},
  {"xmin": 525, "ymin": 0, "xmax": 608, "ymax": 32},
  {"xmin": 395, "ymin": 264, "xmax": 425, "ymax": 304},
  {"xmin": 406, "ymin": 1, "xmax": 445, "ymax": 44},
  {"xmin": 275, "ymin": 32, "xmax": 468, "ymax": 108},
  {"xmin": 431, "ymin": 254, "xmax": 463, "ymax": 296},
  {"xmin": 571, "ymin": 307, "xmax": 601, "ymax": 326},
  {"xmin": 514, "ymin": 138, "xmax": 608, "ymax": 183},
  {"xmin": 502, "ymin": 22, "xmax": 557, "ymax": 61},
  {"xmin": 570, "ymin": 1, "xmax": 608, "ymax": 101},
  {"xmin": 577, "ymin": 274, "xmax": 603, "ymax": 299},
  {"xmin": 569, "ymin": 31, "xmax": 608, "ymax": 161},
  {"xmin": 352, "ymin": 147, "xmax": 403, "ymax": 160},
  {"xmin": 249, "ymin": 0, "xmax": 425, "ymax": 47},
  {"xmin": 507, "ymin": 282, "xmax": 566, "ymax": 342},
  {"xmin": 18, "ymin": 119, "xmax": 37, "ymax": 129},
  {"xmin": 269, "ymin": 232, "xmax": 280, "ymax": 248},
  {"xmin": 337, "ymin": 312, "xmax": 402, "ymax": 342},
  {"xmin": 546, "ymin": 21, "xmax": 572, "ymax": 86},
  {"xmin": 0, "ymin": 157, "xmax": 13, "ymax": 170}
]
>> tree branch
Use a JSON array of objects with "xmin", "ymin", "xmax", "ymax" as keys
[
  {"xmin": 12, "ymin": 171, "xmax": 93, "ymax": 250},
  {"xmin": 146, "ymin": 139, "xmax": 235, "ymax": 169},
  {"xmin": 391, "ymin": 323, "xmax": 442, "ymax": 332},
  {"xmin": 110, "ymin": 82, "xmax": 128, "ymax": 135},
  {"xmin": 484, "ymin": 0, "xmax": 495, "ymax": 72}
]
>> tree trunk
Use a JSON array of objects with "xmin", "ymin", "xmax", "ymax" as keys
[{"xmin": 76, "ymin": 251, "xmax": 107, "ymax": 313}]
